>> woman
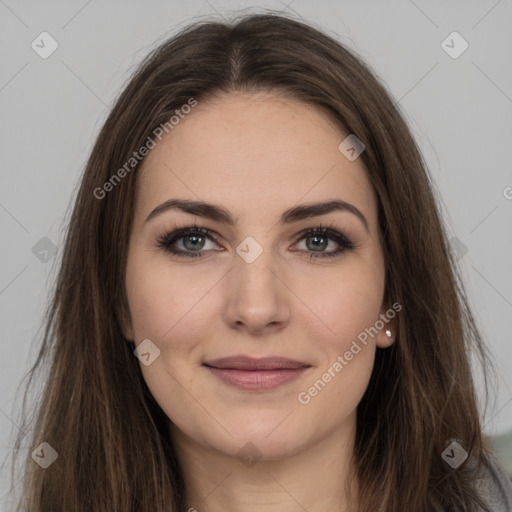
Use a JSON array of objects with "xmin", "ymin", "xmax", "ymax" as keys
[{"xmin": 12, "ymin": 11, "xmax": 512, "ymax": 512}]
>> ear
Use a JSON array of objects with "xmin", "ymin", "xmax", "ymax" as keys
[{"xmin": 376, "ymin": 301, "xmax": 400, "ymax": 348}]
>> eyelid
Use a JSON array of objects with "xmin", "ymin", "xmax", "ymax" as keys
[{"xmin": 291, "ymin": 221, "xmax": 352, "ymax": 242}]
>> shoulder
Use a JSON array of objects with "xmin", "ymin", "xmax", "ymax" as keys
[{"xmin": 474, "ymin": 453, "xmax": 512, "ymax": 512}]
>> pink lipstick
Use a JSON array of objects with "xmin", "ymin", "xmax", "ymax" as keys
[{"xmin": 203, "ymin": 356, "xmax": 311, "ymax": 390}]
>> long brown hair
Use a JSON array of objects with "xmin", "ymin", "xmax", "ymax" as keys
[{"xmin": 11, "ymin": 11, "xmax": 496, "ymax": 511}]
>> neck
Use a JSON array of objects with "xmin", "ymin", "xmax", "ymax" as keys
[{"xmin": 170, "ymin": 413, "xmax": 359, "ymax": 512}]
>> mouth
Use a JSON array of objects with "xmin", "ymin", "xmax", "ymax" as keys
[{"xmin": 202, "ymin": 356, "xmax": 311, "ymax": 390}]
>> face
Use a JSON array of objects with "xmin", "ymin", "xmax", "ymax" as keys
[{"xmin": 123, "ymin": 91, "xmax": 395, "ymax": 461}]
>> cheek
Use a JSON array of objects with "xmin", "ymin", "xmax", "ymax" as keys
[
  {"xmin": 291, "ymin": 255, "xmax": 384, "ymax": 405},
  {"xmin": 125, "ymin": 258, "xmax": 208, "ymax": 421},
  {"xmin": 295, "ymin": 276, "xmax": 379, "ymax": 418},
  {"xmin": 125, "ymin": 253, "xmax": 209, "ymax": 341},
  {"xmin": 300, "ymin": 346, "xmax": 375, "ymax": 420},
  {"xmin": 291, "ymin": 256, "xmax": 385, "ymax": 351}
]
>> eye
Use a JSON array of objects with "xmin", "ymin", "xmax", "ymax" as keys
[
  {"xmin": 292, "ymin": 225, "xmax": 355, "ymax": 259},
  {"xmin": 156, "ymin": 226, "xmax": 219, "ymax": 258},
  {"xmin": 156, "ymin": 223, "xmax": 355, "ymax": 259}
]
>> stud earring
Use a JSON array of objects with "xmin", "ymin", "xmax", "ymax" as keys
[{"xmin": 385, "ymin": 329, "xmax": 392, "ymax": 337}]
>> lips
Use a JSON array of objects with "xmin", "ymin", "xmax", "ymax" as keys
[
  {"xmin": 203, "ymin": 356, "xmax": 310, "ymax": 371},
  {"xmin": 203, "ymin": 356, "xmax": 311, "ymax": 390}
]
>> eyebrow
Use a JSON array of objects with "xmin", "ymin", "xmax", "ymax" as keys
[{"xmin": 145, "ymin": 198, "xmax": 369, "ymax": 232}]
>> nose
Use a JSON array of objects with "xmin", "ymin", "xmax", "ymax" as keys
[{"xmin": 222, "ymin": 244, "xmax": 291, "ymax": 336}]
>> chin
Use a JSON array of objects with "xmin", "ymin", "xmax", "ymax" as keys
[
  {"xmin": 206, "ymin": 418, "xmax": 316, "ymax": 463},
  {"xmin": 222, "ymin": 435, "xmax": 305, "ymax": 463}
]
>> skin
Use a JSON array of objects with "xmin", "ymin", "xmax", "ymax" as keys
[{"xmin": 123, "ymin": 91, "xmax": 396, "ymax": 512}]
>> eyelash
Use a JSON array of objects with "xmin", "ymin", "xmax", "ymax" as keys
[{"xmin": 155, "ymin": 222, "xmax": 355, "ymax": 260}]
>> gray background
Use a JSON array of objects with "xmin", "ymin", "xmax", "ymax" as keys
[{"xmin": 1, "ymin": 0, "xmax": 511, "ymax": 507}]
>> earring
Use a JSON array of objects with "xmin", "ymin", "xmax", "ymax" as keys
[{"xmin": 385, "ymin": 329, "xmax": 392, "ymax": 337}]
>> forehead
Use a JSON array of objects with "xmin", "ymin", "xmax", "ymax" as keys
[{"xmin": 136, "ymin": 91, "xmax": 377, "ymax": 227}]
